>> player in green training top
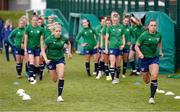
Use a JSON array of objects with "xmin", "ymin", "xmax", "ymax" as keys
[
  {"xmin": 76, "ymin": 19, "xmax": 100, "ymax": 76},
  {"xmin": 42, "ymin": 25, "xmax": 72, "ymax": 102},
  {"xmin": 37, "ymin": 16, "xmax": 46, "ymax": 80},
  {"xmin": 8, "ymin": 19, "xmax": 25, "ymax": 79},
  {"xmin": 105, "ymin": 11, "xmax": 125, "ymax": 84},
  {"xmin": 101, "ymin": 17, "xmax": 112, "ymax": 81},
  {"xmin": 135, "ymin": 20, "xmax": 163, "ymax": 104},
  {"xmin": 129, "ymin": 16, "xmax": 144, "ymax": 76},
  {"xmin": 24, "ymin": 15, "xmax": 44, "ymax": 84},
  {"xmin": 122, "ymin": 15, "xmax": 132, "ymax": 78},
  {"xmin": 95, "ymin": 16, "xmax": 106, "ymax": 79}
]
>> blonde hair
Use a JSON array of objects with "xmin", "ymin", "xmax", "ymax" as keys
[
  {"xmin": 111, "ymin": 11, "xmax": 120, "ymax": 20},
  {"xmin": 4, "ymin": 19, "xmax": 12, "ymax": 28}
]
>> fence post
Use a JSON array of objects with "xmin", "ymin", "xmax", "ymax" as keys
[
  {"xmin": 154, "ymin": 0, "xmax": 159, "ymax": 11},
  {"xmin": 178, "ymin": 0, "xmax": 180, "ymax": 28},
  {"xmin": 89, "ymin": 0, "xmax": 92, "ymax": 13},
  {"xmin": 81, "ymin": 0, "xmax": 83, "ymax": 13},
  {"xmin": 165, "ymin": 0, "xmax": 169, "ymax": 15},
  {"xmin": 109, "ymin": 0, "xmax": 112, "ymax": 14},
  {"xmin": 135, "ymin": 0, "xmax": 139, "ymax": 11},
  {"xmin": 144, "ymin": 0, "xmax": 149, "ymax": 11},
  {"xmin": 103, "ymin": 0, "xmax": 106, "ymax": 15},
  {"xmin": 93, "ymin": 0, "xmax": 96, "ymax": 15},
  {"xmin": 128, "ymin": 0, "xmax": 131, "ymax": 12},
  {"xmin": 97, "ymin": 0, "xmax": 101, "ymax": 16}
]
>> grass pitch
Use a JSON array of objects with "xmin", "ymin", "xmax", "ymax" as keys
[{"xmin": 0, "ymin": 53, "xmax": 180, "ymax": 111}]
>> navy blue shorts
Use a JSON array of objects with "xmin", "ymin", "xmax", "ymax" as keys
[
  {"xmin": 123, "ymin": 48, "xmax": 130, "ymax": 54},
  {"xmin": 140, "ymin": 56, "xmax": 159, "ymax": 72},
  {"xmin": 15, "ymin": 48, "xmax": 24, "ymax": 55},
  {"xmin": 84, "ymin": 49, "xmax": 98, "ymax": 55},
  {"xmin": 130, "ymin": 44, "xmax": 136, "ymax": 52},
  {"xmin": 109, "ymin": 49, "xmax": 123, "ymax": 56},
  {"xmin": 46, "ymin": 58, "xmax": 65, "ymax": 70},
  {"xmin": 27, "ymin": 48, "xmax": 40, "ymax": 56}
]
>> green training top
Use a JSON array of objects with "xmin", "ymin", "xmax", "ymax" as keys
[
  {"xmin": 8, "ymin": 27, "xmax": 25, "ymax": 48},
  {"xmin": 106, "ymin": 24, "xmax": 125, "ymax": 49},
  {"xmin": 45, "ymin": 35, "xmax": 68, "ymax": 61},
  {"xmin": 96, "ymin": 25, "xmax": 106, "ymax": 49},
  {"xmin": 131, "ymin": 25, "xmax": 144, "ymax": 44},
  {"xmin": 25, "ymin": 24, "xmax": 44, "ymax": 49},
  {"xmin": 122, "ymin": 25, "xmax": 132, "ymax": 49},
  {"xmin": 136, "ymin": 31, "xmax": 162, "ymax": 58},
  {"xmin": 76, "ymin": 27, "xmax": 99, "ymax": 50}
]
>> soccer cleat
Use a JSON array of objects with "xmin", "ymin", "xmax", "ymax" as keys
[
  {"xmin": 149, "ymin": 98, "xmax": 155, "ymax": 104},
  {"xmin": 17, "ymin": 75, "xmax": 22, "ymax": 79},
  {"xmin": 136, "ymin": 72, "xmax": 141, "ymax": 76},
  {"xmin": 129, "ymin": 71, "xmax": 136, "ymax": 76},
  {"xmin": 29, "ymin": 77, "xmax": 37, "ymax": 85},
  {"xmin": 57, "ymin": 96, "xmax": 64, "ymax": 102},
  {"xmin": 122, "ymin": 75, "xmax": 126, "ymax": 78},
  {"xmin": 112, "ymin": 78, "xmax": 119, "ymax": 84},
  {"xmin": 96, "ymin": 71, "xmax": 102, "ymax": 79}
]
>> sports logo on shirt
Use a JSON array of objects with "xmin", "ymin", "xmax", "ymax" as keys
[
  {"xmin": 53, "ymin": 41, "xmax": 56, "ymax": 44},
  {"xmin": 156, "ymin": 38, "xmax": 160, "ymax": 42},
  {"xmin": 118, "ymin": 29, "xmax": 121, "ymax": 32},
  {"xmin": 89, "ymin": 30, "xmax": 92, "ymax": 33},
  {"xmin": 30, "ymin": 31, "xmax": 33, "ymax": 33},
  {"xmin": 84, "ymin": 32, "xmax": 87, "ymax": 35},
  {"xmin": 126, "ymin": 29, "xmax": 129, "ymax": 32},
  {"xmin": 37, "ymin": 30, "xmax": 40, "ymax": 33},
  {"xmin": 112, "ymin": 29, "xmax": 115, "ymax": 31}
]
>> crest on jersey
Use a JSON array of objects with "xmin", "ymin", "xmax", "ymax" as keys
[
  {"xmin": 112, "ymin": 29, "xmax": 115, "ymax": 31},
  {"xmin": 126, "ymin": 29, "xmax": 129, "ymax": 32},
  {"xmin": 30, "ymin": 31, "xmax": 33, "ymax": 33},
  {"xmin": 37, "ymin": 30, "xmax": 40, "ymax": 33},
  {"xmin": 53, "ymin": 41, "xmax": 56, "ymax": 44},
  {"xmin": 89, "ymin": 30, "xmax": 92, "ymax": 33},
  {"xmin": 118, "ymin": 29, "xmax": 121, "ymax": 32},
  {"xmin": 84, "ymin": 32, "xmax": 87, "ymax": 35}
]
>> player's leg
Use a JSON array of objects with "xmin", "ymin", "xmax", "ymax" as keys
[{"xmin": 56, "ymin": 62, "xmax": 65, "ymax": 102}]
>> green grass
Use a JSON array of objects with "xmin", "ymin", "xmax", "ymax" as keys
[{"xmin": 0, "ymin": 52, "xmax": 180, "ymax": 111}]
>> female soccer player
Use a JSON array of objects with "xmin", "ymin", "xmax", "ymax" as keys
[
  {"xmin": 101, "ymin": 17, "xmax": 112, "ymax": 80},
  {"xmin": 129, "ymin": 16, "xmax": 144, "ymax": 76},
  {"xmin": 8, "ymin": 19, "xmax": 25, "ymax": 78},
  {"xmin": 105, "ymin": 11, "xmax": 125, "ymax": 84},
  {"xmin": 2, "ymin": 19, "xmax": 15, "ymax": 61},
  {"xmin": 95, "ymin": 16, "xmax": 105, "ymax": 79},
  {"xmin": 122, "ymin": 15, "xmax": 132, "ymax": 78},
  {"xmin": 135, "ymin": 20, "xmax": 163, "ymax": 104},
  {"xmin": 24, "ymin": 15, "xmax": 44, "ymax": 84},
  {"xmin": 76, "ymin": 19, "xmax": 99, "ymax": 76},
  {"xmin": 41, "ymin": 25, "xmax": 72, "ymax": 102}
]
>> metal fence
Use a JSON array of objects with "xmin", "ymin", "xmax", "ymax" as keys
[{"xmin": 47, "ymin": 0, "xmax": 176, "ymax": 21}]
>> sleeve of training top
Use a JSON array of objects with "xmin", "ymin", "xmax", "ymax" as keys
[
  {"xmin": 75, "ymin": 29, "xmax": 83, "ymax": 44},
  {"xmin": 8, "ymin": 29, "xmax": 17, "ymax": 46},
  {"xmin": 136, "ymin": 31, "xmax": 146, "ymax": 45}
]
